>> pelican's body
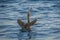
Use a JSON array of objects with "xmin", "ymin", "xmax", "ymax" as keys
[{"xmin": 17, "ymin": 8, "xmax": 37, "ymax": 31}]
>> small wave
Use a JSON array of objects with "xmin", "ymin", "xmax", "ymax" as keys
[
  {"xmin": 0, "ymin": 0, "xmax": 18, "ymax": 3},
  {"xmin": 28, "ymin": 0, "xmax": 40, "ymax": 1},
  {"xmin": 52, "ymin": 4, "xmax": 60, "ymax": 8}
]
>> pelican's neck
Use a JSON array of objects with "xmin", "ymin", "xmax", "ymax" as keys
[
  {"xmin": 28, "ymin": 12, "xmax": 30, "ymax": 24},
  {"xmin": 27, "ymin": 7, "xmax": 32, "ymax": 24}
]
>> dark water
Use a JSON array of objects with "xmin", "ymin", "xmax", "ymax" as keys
[{"xmin": 0, "ymin": 0, "xmax": 60, "ymax": 40}]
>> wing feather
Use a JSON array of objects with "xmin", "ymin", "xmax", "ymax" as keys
[
  {"xmin": 30, "ymin": 19, "xmax": 37, "ymax": 26},
  {"xmin": 17, "ymin": 18, "xmax": 25, "ymax": 27}
]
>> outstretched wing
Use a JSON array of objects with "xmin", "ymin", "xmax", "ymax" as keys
[
  {"xmin": 30, "ymin": 19, "xmax": 37, "ymax": 26},
  {"xmin": 17, "ymin": 18, "xmax": 25, "ymax": 27}
]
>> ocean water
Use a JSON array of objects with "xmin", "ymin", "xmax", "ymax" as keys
[{"xmin": 0, "ymin": 0, "xmax": 60, "ymax": 40}]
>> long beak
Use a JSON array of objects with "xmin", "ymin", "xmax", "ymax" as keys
[
  {"xmin": 27, "ymin": 7, "xmax": 32, "ymax": 24},
  {"xmin": 27, "ymin": 7, "xmax": 37, "ymax": 26}
]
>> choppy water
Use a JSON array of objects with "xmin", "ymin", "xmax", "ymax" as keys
[{"xmin": 0, "ymin": 0, "xmax": 60, "ymax": 40}]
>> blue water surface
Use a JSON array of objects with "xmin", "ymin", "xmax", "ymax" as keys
[{"xmin": 0, "ymin": 0, "xmax": 60, "ymax": 40}]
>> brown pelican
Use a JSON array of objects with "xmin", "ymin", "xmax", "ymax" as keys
[{"xmin": 17, "ymin": 7, "xmax": 37, "ymax": 31}]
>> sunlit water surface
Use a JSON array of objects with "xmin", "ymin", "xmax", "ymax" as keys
[{"xmin": 0, "ymin": 0, "xmax": 60, "ymax": 40}]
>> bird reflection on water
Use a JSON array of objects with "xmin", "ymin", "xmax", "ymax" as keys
[{"xmin": 18, "ymin": 30, "xmax": 32, "ymax": 40}]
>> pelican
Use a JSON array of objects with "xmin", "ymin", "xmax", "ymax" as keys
[{"xmin": 17, "ymin": 7, "xmax": 37, "ymax": 31}]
